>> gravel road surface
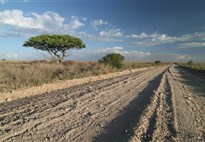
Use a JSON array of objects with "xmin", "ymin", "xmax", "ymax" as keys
[{"xmin": 0, "ymin": 64, "xmax": 204, "ymax": 142}]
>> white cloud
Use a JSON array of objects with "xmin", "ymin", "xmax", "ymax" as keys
[
  {"xmin": 0, "ymin": 10, "xmax": 85, "ymax": 37},
  {"xmin": 1, "ymin": 8, "xmax": 205, "ymax": 55},
  {"xmin": 127, "ymin": 33, "xmax": 173, "ymax": 40},
  {"xmin": 175, "ymin": 54, "xmax": 192, "ymax": 60},
  {"xmin": 151, "ymin": 34, "xmax": 176, "ymax": 41},
  {"xmin": 99, "ymin": 28, "xmax": 123, "ymax": 37},
  {"xmin": 112, "ymin": 46, "xmax": 123, "ymax": 50},
  {"xmin": 105, "ymin": 47, "xmax": 151, "ymax": 60},
  {"xmin": 0, "ymin": 0, "xmax": 7, "ymax": 4},
  {"xmin": 91, "ymin": 19, "xmax": 108, "ymax": 30},
  {"xmin": 79, "ymin": 31, "xmax": 122, "ymax": 42},
  {"xmin": 0, "ymin": 30, "xmax": 31, "ymax": 37},
  {"xmin": 152, "ymin": 53, "xmax": 192, "ymax": 61},
  {"xmin": 127, "ymin": 32, "xmax": 149, "ymax": 39},
  {"xmin": 80, "ymin": 30, "xmax": 200, "ymax": 44},
  {"xmin": 123, "ymin": 51, "xmax": 151, "ymax": 61},
  {"xmin": 134, "ymin": 33, "xmax": 178, "ymax": 47},
  {"xmin": 0, "ymin": 10, "xmax": 64, "ymax": 29},
  {"xmin": 0, "ymin": 53, "xmax": 19, "ymax": 59},
  {"xmin": 74, "ymin": 46, "xmax": 151, "ymax": 61},
  {"xmin": 102, "ymin": 46, "xmax": 124, "ymax": 53},
  {"xmin": 71, "ymin": 16, "xmax": 87, "ymax": 21},
  {"xmin": 177, "ymin": 42, "xmax": 205, "ymax": 48},
  {"xmin": 96, "ymin": 46, "xmax": 192, "ymax": 62},
  {"xmin": 69, "ymin": 16, "xmax": 85, "ymax": 30},
  {"xmin": 69, "ymin": 20, "xmax": 84, "ymax": 30},
  {"xmin": 179, "ymin": 32, "xmax": 205, "ymax": 41},
  {"xmin": 70, "ymin": 48, "xmax": 192, "ymax": 62},
  {"xmin": 131, "ymin": 32, "xmax": 205, "ymax": 48}
]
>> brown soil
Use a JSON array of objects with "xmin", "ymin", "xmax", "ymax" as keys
[{"xmin": 0, "ymin": 65, "xmax": 204, "ymax": 142}]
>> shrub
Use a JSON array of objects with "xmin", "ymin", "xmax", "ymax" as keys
[
  {"xmin": 99, "ymin": 53, "xmax": 124, "ymax": 69},
  {"xmin": 154, "ymin": 60, "xmax": 161, "ymax": 64},
  {"xmin": 187, "ymin": 60, "xmax": 193, "ymax": 65}
]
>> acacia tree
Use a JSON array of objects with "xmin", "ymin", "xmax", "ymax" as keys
[{"xmin": 23, "ymin": 34, "xmax": 86, "ymax": 63}]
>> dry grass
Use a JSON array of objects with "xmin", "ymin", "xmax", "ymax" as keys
[
  {"xmin": 180, "ymin": 62, "xmax": 205, "ymax": 72},
  {"xmin": 0, "ymin": 60, "xmax": 113, "ymax": 93},
  {"xmin": 0, "ymin": 60, "xmax": 165, "ymax": 93},
  {"xmin": 122, "ymin": 61, "xmax": 167, "ymax": 70}
]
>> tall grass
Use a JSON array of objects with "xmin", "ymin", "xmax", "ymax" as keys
[
  {"xmin": 0, "ymin": 60, "xmax": 165, "ymax": 93},
  {"xmin": 180, "ymin": 62, "xmax": 205, "ymax": 72},
  {"xmin": 122, "ymin": 61, "xmax": 167, "ymax": 70},
  {"xmin": 0, "ymin": 60, "xmax": 115, "ymax": 92}
]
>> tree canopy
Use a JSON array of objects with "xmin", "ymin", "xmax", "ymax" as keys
[
  {"xmin": 23, "ymin": 34, "xmax": 86, "ymax": 63},
  {"xmin": 154, "ymin": 60, "xmax": 161, "ymax": 64},
  {"xmin": 99, "ymin": 53, "xmax": 124, "ymax": 69}
]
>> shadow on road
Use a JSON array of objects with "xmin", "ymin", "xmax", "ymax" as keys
[
  {"xmin": 176, "ymin": 66, "xmax": 205, "ymax": 97},
  {"xmin": 93, "ymin": 71, "xmax": 165, "ymax": 142}
]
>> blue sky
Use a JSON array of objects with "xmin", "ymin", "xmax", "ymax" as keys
[{"xmin": 0, "ymin": 0, "xmax": 205, "ymax": 62}]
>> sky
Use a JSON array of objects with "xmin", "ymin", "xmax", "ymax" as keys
[{"xmin": 0, "ymin": 0, "xmax": 205, "ymax": 62}]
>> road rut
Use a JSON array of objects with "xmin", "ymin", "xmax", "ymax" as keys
[{"xmin": 0, "ymin": 65, "xmax": 204, "ymax": 142}]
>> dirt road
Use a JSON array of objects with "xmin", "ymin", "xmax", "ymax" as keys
[{"xmin": 0, "ymin": 64, "xmax": 204, "ymax": 142}]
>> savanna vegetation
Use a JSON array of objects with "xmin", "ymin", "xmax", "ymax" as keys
[
  {"xmin": 154, "ymin": 60, "xmax": 161, "ymax": 64},
  {"xmin": 23, "ymin": 34, "xmax": 86, "ymax": 63},
  {"xmin": 0, "ymin": 35, "xmax": 170, "ymax": 93},
  {"xmin": 180, "ymin": 61, "xmax": 205, "ymax": 72},
  {"xmin": 0, "ymin": 60, "xmax": 165, "ymax": 93},
  {"xmin": 98, "ymin": 53, "xmax": 124, "ymax": 69}
]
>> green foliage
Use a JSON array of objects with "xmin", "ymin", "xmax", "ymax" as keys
[
  {"xmin": 187, "ymin": 60, "xmax": 193, "ymax": 65},
  {"xmin": 155, "ymin": 60, "xmax": 161, "ymax": 64},
  {"xmin": 99, "ymin": 53, "xmax": 124, "ymax": 69},
  {"xmin": 23, "ymin": 34, "xmax": 86, "ymax": 63}
]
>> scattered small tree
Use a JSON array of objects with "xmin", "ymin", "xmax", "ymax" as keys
[
  {"xmin": 23, "ymin": 34, "xmax": 86, "ymax": 63},
  {"xmin": 155, "ymin": 60, "xmax": 161, "ymax": 64},
  {"xmin": 187, "ymin": 60, "xmax": 193, "ymax": 65},
  {"xmin": 99, "ymin": 53, "xmax": 124, "ymax": 69}
]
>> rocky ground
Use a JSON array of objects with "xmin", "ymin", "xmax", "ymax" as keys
[{"xmin": 0, "ymin": 64, "xmax": 204, "ymax": 142}]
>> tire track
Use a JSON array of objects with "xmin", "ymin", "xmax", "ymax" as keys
[
  {"xmin": 129, "ymin": 69, "xmax": 177, "ymax": 142},
  {"xmin": 0, "ymin": 67, "xmax": 167, "ymax": 142},
  {"xmin": 0, "ymin": 71, "xmax": 143, "ymax": 127},
  {"xmin": 93, "ymin": 70, "xmax": 166, "ymax": 142},
  {"xmin": 151, "ymin": 72, "xmax": 177, "ymax": 142},
  {"xmin": 1, "ymin": 65, "xmax": 203, "ymax": 142},
  {"xmin": 168, "ymin": 64, "xmax": 205, "ymax": 141},
  {"xmin": 49, "ymin": 67, "xmax": 167, "ymax": 142}
]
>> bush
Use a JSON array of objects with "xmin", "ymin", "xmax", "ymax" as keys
[
  {"xmin": 99, "ymin": 53, "xmax": 124, "ymax": 69},
  {"xmin": 154, "ymin": 60, "xmax": 161, "ymax": 64},
  {"xmin": 187, "ymin": 60, "xmax": 193, "ymax": 65}
]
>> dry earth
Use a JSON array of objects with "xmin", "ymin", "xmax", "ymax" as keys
[
  {"xmin": 0, "ymin": 64, "xmax": 204, "ymax": 142},
  {"xmin": 0, "ymin": 67, "xmax": 148, "ymax": 104}
]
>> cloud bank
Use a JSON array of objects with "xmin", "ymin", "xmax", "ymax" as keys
[
  {"xmin": 0, "ymin": 9, "xmax": 204, "ymax": 61},
  {"xmin": 1, "ymin": 9, "xmax": 205, "ymax": 49},
  {"xmin": 0, "ymin": 10, "xmax": 85, "ymax": 37},
  {"xmin": 177, "ymin": 42, "xmax": 205, "ymax": 48},
  {"xmin": 0, "ymin": 0, "xmax": 7, "ymax": 4}
]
